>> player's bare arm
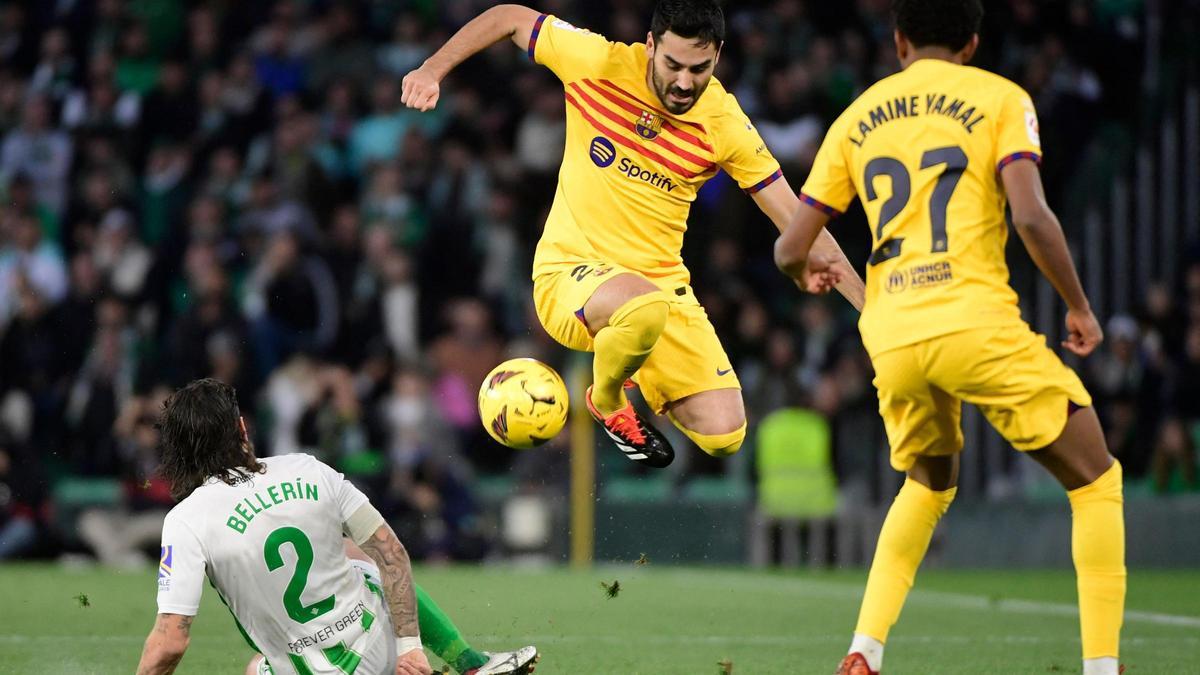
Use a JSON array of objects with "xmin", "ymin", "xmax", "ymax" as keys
[
  {"xmin": 402, "ymin": 5, "xmax": 542, "ymax": 111},
  {"xmin": 1001, "ymin": 158, "xmax": 1103, "ymax": 357},
  {"xmin": 135, "ymin": 613, "xmax": 192, "ymax": 675},
  {"xmin": 357, "ymin": 523, "xmax": 431, "ymax": 675},
  {"xmin": 753, "ymin": 179, "xmax": 865, "ymax": 310}
]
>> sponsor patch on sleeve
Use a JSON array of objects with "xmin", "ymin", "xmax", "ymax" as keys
[
  {"xmin": 551, "ymin": 19, "xmax": 589, "ymax": 33},
  {"xmin": 158, "ymin": 545, "xmax": 173, "ymax": 589},
  {"xmin": 1024, "ymin": 109, "xmax": 1040, "ymax": 145}
]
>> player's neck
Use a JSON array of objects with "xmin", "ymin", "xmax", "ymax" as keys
[{"xmin": 902, "ymin": 48, "xmax": 965, "ymax": 69}]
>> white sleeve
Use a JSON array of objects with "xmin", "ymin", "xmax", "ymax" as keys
[
  {"xmin": 156, "ymin": 513, "xmax": 206, "ymax": 616},
  {"xmin": 312, "ymin": 458, "xmax": 371, "ymax": 532}
]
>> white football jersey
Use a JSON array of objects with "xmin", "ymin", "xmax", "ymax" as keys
[{"xmin": 156, "ymin": 453, "xmax": 395, "ymax": 675}]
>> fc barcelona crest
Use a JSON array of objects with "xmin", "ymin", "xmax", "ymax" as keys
[{"xmin": 636, "ymin": 110, "xmax": 663, "ymax": 140}]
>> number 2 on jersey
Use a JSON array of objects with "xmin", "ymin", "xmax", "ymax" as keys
[
  {"xmin": 866, "ymin": 146, "xmax": 967, "ymax": 266},
  {"xmin": 264, "ymin": 526, "xmax": 335, "ymax": 623}
]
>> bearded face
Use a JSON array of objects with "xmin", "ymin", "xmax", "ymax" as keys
[{"xmin": 646, "ymin": 31, "xmax": 720, "ymax": 115}]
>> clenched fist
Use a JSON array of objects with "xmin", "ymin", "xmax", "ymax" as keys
[{"xmin": 401, "ymin": 66, "xmax": 441, "ymax": 112}]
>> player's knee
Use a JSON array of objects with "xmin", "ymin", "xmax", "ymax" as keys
[
  {"xmin": 901, "ymin": 477, "xmax": 958, "ymax": 517},
  {"xmin": 610, "ymin": 292, "xmax": 669, "ymax": 349},
  {"xmin": 684, "ymin": 422, "xmax": 747, "ymax": 458},
  {"xmin": 1068, "ymin": 459, "xmax": 1123, "ymax": 503}
]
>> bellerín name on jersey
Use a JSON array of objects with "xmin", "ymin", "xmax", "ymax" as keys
[
  {"xmin": 849, "ymin": 93, "xmax": 985, "ymax": 147},
  {"xmin": 226, "ymin": 479, "xmax": 320, "ymax": 533}
]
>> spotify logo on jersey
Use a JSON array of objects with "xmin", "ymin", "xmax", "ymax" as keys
[{"xmin": 589, "ymin": 136, "xmax": 616, "ymax": 167}]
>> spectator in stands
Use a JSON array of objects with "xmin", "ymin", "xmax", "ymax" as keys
[
  {"xmin": 237, "ymin": 172, "xmax": 318, "ymax": 244},
  {"xmin": 62, "ymin": 296, "xmax": 136, "ymax": 475},
  {"xmin": 1, "ymin": 96, "xmax": 72, "ymax": 216},
  {"xmin": 93, "ymin": 210, "xmax": 151, "ymax": 300},
  {"xmin": 246, "ymin": 229, "xmax": 338, "ymax": 375},
  {"xmin": 308, "ymin": 4, "xmax": 377, "ymax": 94},
  {"xmin": 253, "ymin": 22, "xmax": 307, "ymax": 99},
  {"xmin": 115, "ymin": 21, "xmax": 159, "ymax": 96},
  {"xmin": 351, "ymin": 79, "xmax": 417, "ymax": 174},
  {"xmin": 165, "ymin": 259, "xmax": 247, "ymax": 387},
  {"xmin": 77, "ymin": 387, "xmax": 174, "ymax": 567},
  {"xmin": 0, "ymin": 430, "xmax": 47, "ymax": 559},
  {"xmin": 29, "ymin": 27, "xmax": 76, "ymax": 102},
  {"xmin": 0, "ymin": 210, "xmax": 68, "ymax": 324},
  {"xmin": 1151, "ymin": 417, "xmax": 1196, "ymax": 494}
]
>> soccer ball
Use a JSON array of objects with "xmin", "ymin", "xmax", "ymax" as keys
[{"xmin": 478, "ymin": 358, "xmax": 569, "ymax": 449}]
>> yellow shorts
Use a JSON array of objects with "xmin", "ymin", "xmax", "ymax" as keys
[
  {"xmin": 872, "ymin": 324, "xmax": 1092, "ymax": 472},
  {"xmin": 533, "ymin": 261, "xmax": 740, "ymax": 414}
]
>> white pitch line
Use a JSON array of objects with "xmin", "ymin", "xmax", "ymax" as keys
[
  {"xmin": 656, "ymin": 570, "xmax": 1200, "ymax": 629},
  {"xmin": 469, "ymin": 633, "xmax": 1199, "ymax": 646}
]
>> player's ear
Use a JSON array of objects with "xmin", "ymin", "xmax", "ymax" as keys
[
  {"xmin": 893, "ymin": 29, "xmax": 907, "ymax": 63},
  {"xmin": 238, "ymin": 416, "xmax": 249, "ymax": 444},
  {"xmin": 960, "ymin": 34, "xmax": 980, "ymax": 64},
  {"xmin": 646, "ymin": 31, "xmax": 655, "ymax": 55}
]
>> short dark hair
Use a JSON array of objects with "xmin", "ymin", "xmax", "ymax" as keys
[
  {"xmin": 893, "ymin": 0, "xmax": 983, "ymax": 52},
  {"xmin": 651, "ymin": 0, "xmax": 725, "ymax": 47},
  {"xmin": 157, "ymin": 378, "xmax": 263, "ymax": 501}
]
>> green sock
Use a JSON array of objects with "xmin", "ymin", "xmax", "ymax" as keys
[{"xmin": 416, "ymin": 584, "xmax": 488, "ymax": 673}]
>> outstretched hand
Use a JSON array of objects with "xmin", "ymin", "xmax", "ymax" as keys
[
  {"xmin": 797, "ymin": 253, "xmax": 843, "ymax": 295},
  {"xmin": 401, "ymin": 66, "xmax": 441, "ymax": 112}
]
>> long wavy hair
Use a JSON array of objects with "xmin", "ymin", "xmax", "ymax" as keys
[{"xmin": 157, "ymin": 379, "xmax": 264, "ymax": 501}]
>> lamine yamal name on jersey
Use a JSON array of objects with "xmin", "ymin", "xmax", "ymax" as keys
[{"xmin": 849, "ymin": 93, "xmax": 986, "ymax": 146}]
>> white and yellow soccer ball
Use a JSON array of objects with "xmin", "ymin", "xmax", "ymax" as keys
[{"xmin": 478, "ymin": 358, "xmax": 569, "ymax": 449}]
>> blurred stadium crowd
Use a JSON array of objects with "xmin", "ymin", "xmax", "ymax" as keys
[{"xmin": 0, "ymin": 0, "xmax": 1196, "ymax": 564}]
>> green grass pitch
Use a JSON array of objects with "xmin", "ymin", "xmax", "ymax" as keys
[{"xmin": 2, "ymin": 564, "xmax": 1197, "ymax": 674}]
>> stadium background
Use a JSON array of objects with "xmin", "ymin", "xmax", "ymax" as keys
[{"xmin": 0, "ymin": 0, "xmax": 1198, "ymax": 573}]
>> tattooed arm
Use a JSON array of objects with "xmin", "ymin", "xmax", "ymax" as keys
[
  {"xmin": 358, "ymin": 523, "xmax": 420, "ymax": 640},
  {"xmin": 135, "ymin": 613, "xmax": 192, "ymax": 675}
]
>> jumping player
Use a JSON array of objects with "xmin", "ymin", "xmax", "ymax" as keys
[{"xmin": 402, "ymin": 1, "xmax": 865, "ymax": 467}]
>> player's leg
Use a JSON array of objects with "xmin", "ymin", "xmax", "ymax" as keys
[
  {"xmin": 1028, "ymin": 407, "xmax": 1124, "ymax": 675},
  {"xmin": 637, "ymin": 294, "xmax": 747, "ymax": 457},
  {"xmin": 533, "ymin": 264, "xmax": 673, "ymax": 467},
  {"xmin": 840, "ymin": 344, "xmax": 962, "ymax": 675},
  {"xmin": 580, "ymin": 273, "xmax": 670, "ymax": 414},
  {"xmin": 665, "ymin": 388, "xmax": 746, "ymax": 457},
  {"xmin": 343, "ymin": 540, "xmax": 538, "ymax": 675},
  {"xmin": 954, "ymin": 326, "xmax": 1123, "ymax": 675}
]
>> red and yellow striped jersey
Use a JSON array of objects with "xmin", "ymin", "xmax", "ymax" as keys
[{"xmin": 529, "ymin": 14, "xmax": 781, "ymax": 286}]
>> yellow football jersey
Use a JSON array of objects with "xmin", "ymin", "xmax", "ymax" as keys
[
  {"xmin": 801, "ymin": 58, "xmax": 1043, "ymax": 356},
  {"xmin": 529, "ymin": 14, "xmax": 781, "ymax": 287}
]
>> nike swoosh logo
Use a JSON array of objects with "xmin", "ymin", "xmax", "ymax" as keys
[{"xmin": 716, "ymin": 367, "xmax": 733, "ymax": 376}]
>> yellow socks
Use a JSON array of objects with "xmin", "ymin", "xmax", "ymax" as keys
[
  {"xmin": 590, "ymin": 293, "xmax": 669, "ymax": 414},
  {"xmin": 849, "ymin": 462, "xmax": 1123, "ymax": 670},
  {"xmin": 855, "ymin": 478, "xmax": 957, "ymax": 643},
  {"xmin": 669, "ymin": 414, "xmax": 746, "ymax": 457},
  {"xmin": 1068, "ymin": 460, "xmax": 1125, "ymax": 661}
]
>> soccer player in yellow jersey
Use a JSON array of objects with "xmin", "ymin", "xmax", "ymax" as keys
[
  {"xmin": 402, "ymin": 1, "xmax": 865, "ymax": 466},
  {"xmin": 774, "ymin": 1, "xmax": 1124, "ymax": 674}
]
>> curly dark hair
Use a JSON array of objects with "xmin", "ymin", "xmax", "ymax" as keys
[
  {"xmin": 157, "ymin": 378, "xmax": 264, "ymax": 501},
  {"xmin": 651, "ymin": 0, "xmax": 725, "ymax": 47},
  {"xmin": 893, "ymin": 0, "xmax": 984, "ymax": 52}
]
